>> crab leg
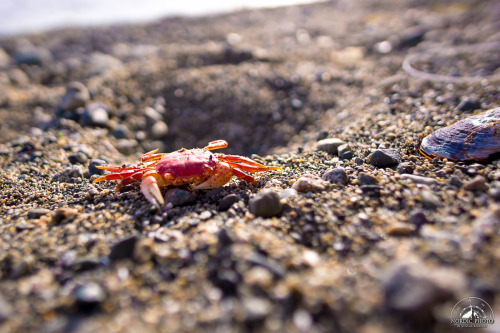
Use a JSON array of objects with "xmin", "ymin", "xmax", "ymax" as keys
[
  {"xmin": 232, "ymin": 168, "xmax": 257, "ymax": 184},
  {"xmin": 141, "ymin": 171, "xmax": 165, "ymax": 208},
  {"xmin": 204, "ymin": 140, "xmax": 228, "ymax": 150},
  {"xmin": 92, "ymin": 169, "xmax": 140, "ymax": 183},
  {"xmin": 218, "ymin": 154, "xmax": 280, "ymax": 172},
  {"xmin": 114, "ymin": 170, "xmax": 147, "ymax": 192},
  {"xmin": 139, "ymin": 149, "xmax": 166, "ymax": 163}
]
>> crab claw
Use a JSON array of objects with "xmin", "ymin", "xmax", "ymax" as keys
[{"xmin": 141, "ymin": 173, "xmax": 164, "ymax": 208}]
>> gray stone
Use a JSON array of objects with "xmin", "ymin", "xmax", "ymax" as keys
[
  {"xmin": 317, "ymin": 138, "xmax": 346, "ymax": 154},
  {"xmin": 151, "ymin": 121, "xmax": 169, "ymax": 139},
  {"xmin": 358, "ymin": 172, "xmax": 379, "ymax": 185},
  {"xmin": 52, "ymin": 165, "xmax": 84, "ymax": 183},
  {"xmin": 27, "ymin": 208, "xmax": 52, "ymax": 219},
  {"xmin": 109, "ymin": 235, "xmax": 139, "ymax": 261},
  {"xmin": 58, "ymin": 81, "xmax": 90, "ymax": 112},
  {"xmin": 322, "ymin": 168, "xmax": 348, "ymax": 185},
  {"xmin": 396, "ymin": 162, "xmax": 415, "ymax": 174},
  {"xmin": 68, "ymin": 152, "xmax": 88, "ymax": 165},
  {"xmin": 463, "ymin": 176, "xmax": 488, "ymax": 192},
  {"xmin": 219, "ymin": 194, "xmax": 240, "ymax": 211},
  {"xmin": 400, "ymin": 174, "xmax": 438, "ymax": 186},
  {"xmin": 249, "ymin": 190, "xmax": 282, "ymax": 218},
  {"xmin": 88, "ymin": 159, "xmax": 107, "ymax": 176},
  {"xmin": 164, "ymin": 188, "xmax": 197, "ymax": 207},
  {"xmin": 369, "ymin": 149, "xmax": 401, "ymax": 168},
  {"xmin": 457, "ymin": 96, "xmax": 481, "ymax": 112},
  {"xmin": 280, "ymin": 188, "xmax": 298, "ymax": 199},
  {"xmin": 111, "ymin": 124, "xmax": 131, "ymax": 139},
  {"xmin": 82, "ymin": 103, "xmax": 109, "ymax": 127},
  {"xmin": 420, "ymin": 190, "xmax": 440, "ymax": 209},
  {"xmin": 292, "ymin": 174, "xmax": 327, "ymax": 192}
]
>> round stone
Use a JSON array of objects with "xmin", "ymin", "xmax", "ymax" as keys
[
  {"xmin": 249, "ymin": 190, "xmax": 282, "ymax": 218},
  {"xmin": 322, "ymin": 168, "xmax": 348, "ymax": 185}
]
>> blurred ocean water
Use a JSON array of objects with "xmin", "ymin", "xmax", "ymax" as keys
[{"xmin": 0, "ymin": 0, "xmax": 320, "ymax": 35}]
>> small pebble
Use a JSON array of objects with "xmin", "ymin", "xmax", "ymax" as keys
[
  {"xmin": 219, "ymin": 194, "xmax": 240, "ymax": 211},
  {"xmin": 456, "ymin": 96, "xmax": 481, "ymax": 112},
  {"xmin": 164, "ymin": 188, "xmax": 197, "ymax": 207},
  {"xmin": 151, "ymin": 121, "xmax": 169, "ymax": 139},
  {"xmin": 111, "ymin": 124, "xmax": 131, "ymax": 139},
  {"xmin": 292, "ymin": 174, "xmax": 327, "ymax": 192},
  {"xmin": 337, "ymin": 143, "xmax": 352, "ymax": 158},
  {"xmin": 109, "ymin": 235, "xmax": 139, "ymax": 261},
  {"xmin": 385, "ymin": 223, "xmax": 415, "ymax": 236},
  {"xmin": 82, "ymin": 103, "xmax": 109, "ymax": 127},
  {"xmin": 280, "ymin": 188, "xmax": 298, "ymax": 199},
  {"xmin": 400, "ymin": 174, "xmax": 438, "ymax": 186},
  {"xmin": 369, "ymin": 149, "xmax": 401, "ymax": 168},
  {"xmin": 420, "ymin": 190, "xmax": 441, "ymax": 209},
  {"xmin": 249, "ymin": 190, "xmax": 282, "ymax": 218},
  {"xmin": 396, "ymin": 162, "xmax": 415, "ymax": 174},
  {"xmin": 322, "ymin": 167, "xmax": 348, "ymax": 185},
  {"xmin": 410, "ymin": 210, "xmax": 429, "ymax": 229},
  {"xmin": 58, "ymin": 81, "xmax": 90, "ymax": 112},
  {"xmin": 68, "ymin": 152, "xmax": 88, "ymax": 164},
  {"xmin": 74, "ymin": 283, "xmax": 106, "ymax": 310},
  {"xmin": 27, "ymin": 208, "xmax": 52, "ymax": 219},
  {"xmin": 358, "ymin": 172, "xmax": 379, "ymax": 185},
  {"xmin": 88, "ymin": 159, "xmax": 107, "ymax": 176},
  {"xmin": 316, "ymin": 138, "xmax": 346, "ymax": 154},
  {"xmin": 52, "ymin": 165, "xmax": 84, "ymax": 183},
  {"xmin": 463, "ymin": 176, "xmax": 488, "ymax": 192}
]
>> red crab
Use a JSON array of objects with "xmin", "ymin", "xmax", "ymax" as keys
[{"xmin": 93, "ymin": 140, "xmax": 279, "ymax": 207}]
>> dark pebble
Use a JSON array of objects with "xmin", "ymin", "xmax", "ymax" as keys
[
  {"xmin": 88, "ymin": 159, "xmax": 107, "ymax": 176},
  {"xmin": 410, "ymin": 210, "xmax": 429, "ymax": 229},
  {"xmin": 322, "ymin": 167, "xmax": 348, "ymax": 185},
  {"xmin": 52, "ymin": 166, "xmax": 84, "ymax": 183},
  {"xmin": 164, "ymin": 188, "xmax": 197, "ymax": 207},
  {"xmin": 81, "ymin": 102, "xmax": 109, "ymax": 127},
  {"xmin": 369, "ymin": 149, "xmax": 401, "ymax": 168},
  {"xmin": 398, "ymin": 26, "xmax": 426, "ymax": 49},
  {"xmin": 337, "ymin": 143, "xmax": 351, "ymax": 155},
  {"xmin": 448, "ymin": 175, "xmax": 464, "ymax": 188},
  {"xmin": 109, "ymin": 235, "xmax": 139, "ymax": 261},
  {"xmin": 68, "ymin": 152, "xmax": 88, "ymax": 164},
  {"xmin": 360, "ymin": 185, "xmax": 381, "ymax": 194},
  {"xmin": 396, "ymin": 162, "xmax": 415, "ymax": 174},
  {"xmin": 340, "ymin": 150, "xmax": 354, "ymax": 160},
  {"xmin": 27, "ymin": 208, "xmax": 52, "ymax": 219},
  {"xmin": 65, "ymin": 257, "xmax": 102, "ymax": 272},
  {"xmin": 358, "ymin": 172, "xmax": 379, "ymax": 185},
  {"xmin": 382, "ymin": 264, "xmax": 451, "ymax": 322},
  {"xmin": 463, "ymin": 176, "xmax": 488, "ymax": 192},
  {"xmin": 219, "ymin": 194, "xmax": 240, "ymax": 211},
  {"xmin": 111, "ymin": 124, "xmax": 131, "ymax": 139},
  {"xmin": 457, "ymin": 96, "xmax": 481, "ymax": 112},
  {"xmin": 249, "ymin": 190, "xmax": 282, "ymax": 218},
  {"xmin": 316, "ymin": 130, "xmax": 329, "ymax": 141}
]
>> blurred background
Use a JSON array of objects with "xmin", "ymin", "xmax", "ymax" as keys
[{"xmin": 0, "ymin": 0, "xmax": 322, "ymax": 35}]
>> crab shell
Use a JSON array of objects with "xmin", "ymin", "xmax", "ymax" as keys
[
  {"xmin": 155, "ymin": 149, "xmax": 230, "ymax": 187},
  {"xmin": 420, "ymin": 107, "xmax": 500, "ymax": 161}
]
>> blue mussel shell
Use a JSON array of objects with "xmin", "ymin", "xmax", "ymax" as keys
[{"xmin": 420, "ymin": 107, "xmax": 500, "ymax": 161}]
